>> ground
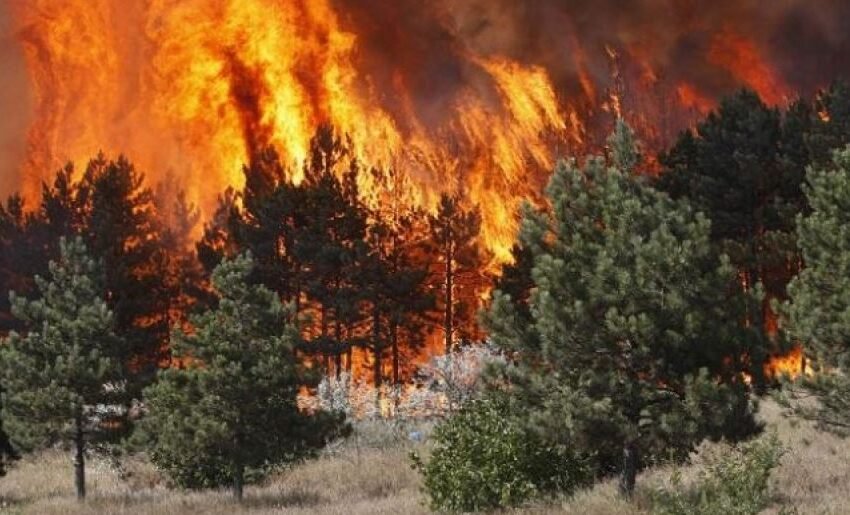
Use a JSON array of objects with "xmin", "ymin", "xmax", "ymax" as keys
[{"xmin": 0, "ymin": 401, "xmax": 847, "ymax": 514}]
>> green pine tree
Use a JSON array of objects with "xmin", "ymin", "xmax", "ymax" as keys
[
  {"xmin": 782, "ymin": 146, "xmax": 850, "ymax": 435},
  {"xmin": 484, "ymin": 157, "xmax": 762, "ymax": 498},
  {"xmin": 0, "ymin": 237, "xmax": 123, "ymax": 500},
  {"xmin": 138, "ymin": 253, "xmax": 346, "ymax": 501},
  {"xmin": 607, "ymin": 117, "xmax": 642, "ymax": 173}
]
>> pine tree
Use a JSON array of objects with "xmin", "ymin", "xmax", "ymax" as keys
[
  {"xmin": 152, "ymin": 180, "xmax": 208, "ymax": 363},
  {"xmin": 656, "ymin": 91, "xmax": 794, "ymax": 286},
  {"xmin": 783, "ymin": 146, "xmax": 850, "ymax": 435},
  {"xmin": 295, "ymin": 127, "xmax": 368, "ymax": 373},
  {"xmin": 656, "ymin": 90, "xmax": 806, "ymax": 374},
  {"xmin": 77, "ymin": 155, "xmax": 164, "ymax": 389},
  {"xmin": 221, "ymin": 129, "xmax": 370, "ymax": 375},
  {"xmin": 428, "ymin": 194, "xmax": 483, "ymax": 353},
  {"xmin": 484, "ymin": 158, "xmax": 762, "ymax": 498},
  {"xmin": 607, "ymin": 117, "xmax": 642, "ymax": 173},
  {"xmin": 0, "ymin": 237, "xmax": 123, "ymax": 500},
  {"xmin": 0, "ymin": 195, "xmax": 37, "ymax": 334},
  {"xmin": 359, "ymin": 167, "xmax": 434, "ymax": 387},
  {"xmin": 138, "ymin": 253, "xmax": 346, "ymax": 501}
]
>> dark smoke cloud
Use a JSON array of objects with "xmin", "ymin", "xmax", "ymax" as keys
[{"xmin": 334, "ymin": 0, "xmax": 850, "ymax": 105}]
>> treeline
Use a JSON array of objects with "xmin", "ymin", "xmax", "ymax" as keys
[
  {"xmin": 419, "ymin": 83, "xmax": 850, "ymax": 511},
  {"xmin": 196, "ymin": 127, "xmax": 488, "ymax": 384},
  {"xmin": 3, "ymin": 82, "xmax": 850, "ymax": 504},
  {"xmin": 0, "ymin": 127, "xmax": 489, "ymax": 391},
  {"xmin": 496, "ymin": 83, "xmax": 850, "ymax": 384}
]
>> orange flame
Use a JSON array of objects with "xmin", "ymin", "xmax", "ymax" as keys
[
  {"xmin": 9, "ymin": 0, "xmax": 571, "ymax": 264},
  {"xmin": 5, "ymin": 3, "xmax": 815, "ymax": 265},
  {"xmin": 676, "ymin": 83, "xmax": 714, "ymax": 115},
  {"xmin": 708, "ymin": 29, "xmax": 791, "ymax": 106},
  {"xmin": 765, "ymin": 345, "xmax": 813, "ymax": 380}
]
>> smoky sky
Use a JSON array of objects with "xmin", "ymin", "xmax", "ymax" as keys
[{"xmin": 334, "ymin": 0, "xmax": 850, "ymax": 102}]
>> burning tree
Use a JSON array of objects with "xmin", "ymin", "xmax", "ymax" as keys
[
  {"xmin": 657, "ymin": 90, "xmax": 813, "ymax": 379},
  {"xmin": 138, "ymin": 253, "xmax": 346, "ymax": 501},
  {"xmin": 0, "ymin": 237, "xmax": 124, "ymax": 500},
  {"xmin": 428, "ymin": 194, "xmax": 484, "ymax": 354},
  {"xmin": 359, "ymin": 167, "xmax": 435, "ymax": 388},
  {"xmin": 484, "ymin": 154, "xmax": 763, "ymax": 497}
]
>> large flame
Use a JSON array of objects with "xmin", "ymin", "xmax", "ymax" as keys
[
  {"xmin": 8, "ymin": 0, "xmax": 573, "ymax": 263},
  {"xmin": 4, "ymin": 0, "xmax": 847, "ymax": 260}
]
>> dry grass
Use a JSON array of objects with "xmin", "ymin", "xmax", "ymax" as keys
[{"xmin": 0, "ymin": 401, "xmax": 847, "ymax": 514}]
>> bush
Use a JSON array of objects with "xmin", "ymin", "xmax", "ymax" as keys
[
  {"xmin": 412, "ymin": 396, "xmax": 593, "ymax": 512},
  {"xmin": 649, "ymin": 433, "xmax": 785, "ymax": 515},
  {"xmin": 298, "ymin": 344, "xmax": 505, "ymax": 420},
  {"xmin": 146, "ymin": 447, "xmax": 270, "ymax": 490}
]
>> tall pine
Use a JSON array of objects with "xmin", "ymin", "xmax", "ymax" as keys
[
  {"xmin": 428, "ymin": 194, "xmax": 483, "ymax": 353},
  {"xmin": 360, "ymin": 167, "xmax": 434, "ymax": 387},
  {"xmin": 0, "ymin": 237, "xmax": 123, "ymax": 500},
  {"xmin": 138, "ymin": 253, "xmax": 346, "ymax": 501},
  {"xmin": 484, "ymin": 157, "xmax": 762, "ymax": 497},
  {"xmin": 783, "ymin": 146, "xmax": 850, "ymax": 434},
  {"xmin": 77, "ymin": 155, "xmax": 165, "ymax": 389}
]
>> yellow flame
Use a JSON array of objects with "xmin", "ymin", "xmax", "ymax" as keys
[{"xmin": 12, "ymin": 0, "xmax": 567, "ymax": 264}]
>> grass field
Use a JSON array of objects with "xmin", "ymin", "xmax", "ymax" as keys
[{"xmin": 0, "ymin": 400, "xmax": 847, "ymax": 514}]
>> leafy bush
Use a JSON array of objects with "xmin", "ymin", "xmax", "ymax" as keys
[
  {"xmin": 146, "ymin": 447, "xmax": 270, "ymax": 490},
  {"xmin": 649, "ymin": 433, "xmax": 785, "ymax": 515},
  {"xmin": 412, "ymin": 396, "xmax": 593, "ymax": 512}
]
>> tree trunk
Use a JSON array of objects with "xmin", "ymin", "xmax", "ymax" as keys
[
  {"xmin": 233, "ymin": 461, "xmax": 244, "ymax": 502},
  {"xmin": 373, "ymin": 310, "xmax": 382, "ymax": 388},
  {"xmin": 444, "ymin": 245, "xmax": 454, "ymax": 354},
  {"xmin": 391, "ymin": 322, "xmax": 399, "ymax": 386},
  {"xmin": 618, "ymin": 441, "xmax": 638, "ymax": 498},
  {"xmin": 74, "ymin": 412, "xmax": 86, "ymax": 501},
  {"xmin": 334, "ymin": 313, "xmax": 343, "ymax": 378},
  {"xmin": 372, "ymin": 308, "xmax": 383, "ymax": 414}
]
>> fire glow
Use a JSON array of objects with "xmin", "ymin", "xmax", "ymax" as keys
[
  {"xmin": 3, "ymin": 0, "xmax": 847, "ymax": 380},
  {"xmin": 7, "ymin": 0, "xmax": 848, "ymax": 262}
]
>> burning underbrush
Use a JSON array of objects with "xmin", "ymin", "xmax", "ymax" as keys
[{"xmin": 298, "ymin": 343, "xmax": 504, "ymax": 420}]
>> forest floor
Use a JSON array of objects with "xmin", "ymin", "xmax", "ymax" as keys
[{"xmin": 0, "ymin": 400, "xmax": 847, "ymax": 514}]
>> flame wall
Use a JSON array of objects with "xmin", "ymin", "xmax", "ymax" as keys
[{"xmin": 2, "ymin": 0, "xmax": 850, "ymax": 260}]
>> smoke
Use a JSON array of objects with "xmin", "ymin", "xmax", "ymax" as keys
[{"xmin": 337, "ymin": 0, "xmax": 850, "ymax": 102}]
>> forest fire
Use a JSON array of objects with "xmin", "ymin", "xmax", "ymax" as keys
[
  {"xmin": 5, "ymin": 1, "xmax": 850, "ymax": 263},
  {"xmin": 2, "ymin": 1, "xmax": 849, "ymax": 384},
  {"xmin": 4, "ymin": 4, "xmax": 850, "ymax": 510}
]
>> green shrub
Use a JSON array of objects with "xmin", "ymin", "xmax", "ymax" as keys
[
  {"xmin": 411, "ymin": 397, "xmax": 593, "ymax": 512},
  {"xmin": 146, "ymin": 446, "xmax": 272, "ymax": 490},
  {"xmin": 649, "ymin": 433, "xmax": 785, "ymax": 515}
]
